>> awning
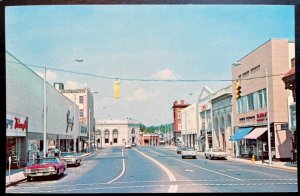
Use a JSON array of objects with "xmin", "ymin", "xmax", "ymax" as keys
[
  {"xmin": 244, "ymin": 126, "xmax": 267, "ymax": 139},
  {"xmin": 229, "ymin": 127, "xmax": 253, "ymax": 141}
]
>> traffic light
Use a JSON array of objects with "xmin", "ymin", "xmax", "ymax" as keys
[
  {"xmin": 114, "ymin": 79, "xmax": 120, "ymax": 99},
  {"xmin": 235, "ymin": 80, "xmax": 241, "ymax": 99}
]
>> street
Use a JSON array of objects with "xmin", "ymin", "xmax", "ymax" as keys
[{"xmin": 6, "ymin": 146, "xmax": 297, "ymax": 193}]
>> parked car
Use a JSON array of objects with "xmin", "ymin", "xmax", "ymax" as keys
[
  {"xmin": 125, "ymin": 144, "xmax": 131, "ymax": 149},
  {"xmin": 131, "ymin": 142, "xmax": 137, "ymax": 147},
  {"xmin": 60, "ymin": 152, "xmax": 82, "ymax": 166},
  {"xmin": 177, "ymin": 146, "xmax": 185, "ymax": 154},
  {"xmin": 204, "ymin": 148, "xmax": 227, "ymax": 160},
  {"xmin": 182, "ymin": 147, "xmax": 197, "ymax": 159},
  {"xmin": 23, "ymin": 157, "xmax": 66, "ymax": 181}
]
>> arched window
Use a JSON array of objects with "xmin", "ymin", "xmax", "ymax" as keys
[
  {"xmin": 113, "ymin": 129, "xmax": 118, "ymax": 143},
  {"xmin": 131, "ymin": 128, "xmax": 135, "ymax": 134},
  {"xmin": 104, "ymin": 129, "xmax": 110, "ymax": 144}
]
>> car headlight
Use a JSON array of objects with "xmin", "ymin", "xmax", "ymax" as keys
[
  {"xmin": 24, "ymin": 168, "xmax": 31, "ymax": 173},
  {"xmin": 48, "ymin": 166, "xmax": 56, "ymax": 171}
]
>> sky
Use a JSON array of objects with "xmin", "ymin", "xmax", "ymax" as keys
[{"xmin": 5, "ymin": 5, "xmax": 295, "ymax": 126}]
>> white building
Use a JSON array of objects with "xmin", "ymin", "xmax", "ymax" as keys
[
  {"xmin": 6, "ymin": 51, "xmax": 82, "ymax": 166},
  {"xmin": 181, "ymin": 103, "xmax": 199, "ymax": 150},
  {"xmin": 197, "ymin": 86, "xmax": 214, "ymax": 152},
  {"xmin": 95, "ymin": 119, "xmax": 141, "ymax": 147}
]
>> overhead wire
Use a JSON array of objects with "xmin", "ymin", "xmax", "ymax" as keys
[{"xmin": 6, "ymin": 60, "xmax": 288, "ymax": 82}]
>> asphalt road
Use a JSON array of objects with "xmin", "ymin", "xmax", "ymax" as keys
[{"xmin": 5, "ymin": 146, "xmax": 297, "ymax": 193}]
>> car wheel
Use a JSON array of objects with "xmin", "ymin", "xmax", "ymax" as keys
[
  {"xmin": 27, "ymin": 176, "xmax": 32, "ymax": 182},
  {"xmin": 194, "ymin": 156, "xmax": 197, "ymax": 159},
  {"xmin": 209, "ymin": 155, "xmax": 212, "ymax": 160}
]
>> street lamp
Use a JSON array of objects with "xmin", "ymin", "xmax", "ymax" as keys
[
  {"xmin": 43, "ymin": 58, "xmax": 83, "ymax": 157},
  {"xmin": 233, "ymin": 61, "xmax": 272, "ymax": 165}
]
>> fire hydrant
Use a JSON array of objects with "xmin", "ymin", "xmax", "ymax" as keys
[{"xmin": 251, "ymin": 154, "xmax": 255, "ymax": 163}]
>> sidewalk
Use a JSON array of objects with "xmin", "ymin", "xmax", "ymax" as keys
[
  {"xmin": 167, "ymin": 145, "xmax": 297, "ymax": 171},
  {"xmin": 5, "ymin": 152, "xmax": 91, "ymax": 188}
]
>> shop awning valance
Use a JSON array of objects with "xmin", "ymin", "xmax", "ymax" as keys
[
  {"xmin": 243, "ymin": 126, "xmax": 267, "ymax": 139},
  {"xmin": 229, "ymin": 127, "xmax": 253, "ymax": 141}
]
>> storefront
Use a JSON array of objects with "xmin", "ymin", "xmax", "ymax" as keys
[{"xmin": 6, "ymin": 113, "xmax": 28, "ymax": 167}]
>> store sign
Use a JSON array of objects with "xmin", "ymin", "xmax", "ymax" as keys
[
  {"xmin": 6, "ymin": 114, "xmax": 27, "ymax": 136},
  {"xmin": 257, "ymin": 112, "xmax": 267, "ymax": 123},
  {"xmin": 60, "ymin": 89, "xmax": 86, "ymax": 93}
]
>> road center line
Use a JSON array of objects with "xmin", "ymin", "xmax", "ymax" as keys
[
  {"xmin": 107, "ymin": 148, "xmax": 125, "ymax": 184},
  {"xmin": 134, "ymin": 148, "xmax": 178, "ymax": 193}
]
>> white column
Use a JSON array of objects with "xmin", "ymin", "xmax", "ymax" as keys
[{"xmin": 43, "ymin": 64, "xmax": 47, "ymax": 157}]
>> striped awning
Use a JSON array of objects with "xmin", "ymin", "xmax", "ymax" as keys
[{"xmin": 244, "ymin": 126, "xmax": 267, "ymax": 139}]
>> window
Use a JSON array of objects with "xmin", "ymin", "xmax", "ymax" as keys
[
  {"xmin": 178, "ymin": 110, "xmax": 181, "ymax": 118},
  {"xmin": 131, "ymin": 128, "xmax": 135, "ymax": 134},
  {"xmin": 113, "ymin": 129, "xmax": 118, "ymax": 143},
  {"xmin": 258, "ymin": 89, "xmax": 267, "ymax": 109},
  {"xmin": 247, "ymin": 94, "xmax": 254, "ymax": 111},
  {"xmin": 253, "ymin": 92, "xmax": 259, "ymax": 110},
  {"xmin": 79, "ymin": 96, "xmax": 84, "ymax": 103},
  {"xmin": 105, "ymin": 130, "xmax": 109, "ymax": 143},
  {"xmin": 263, "ymin": 89, "xmax": 267, "ymax": 108},
  {"xmin": 80, "ymin": 109, "xmax": 84, "ymax": 117}
]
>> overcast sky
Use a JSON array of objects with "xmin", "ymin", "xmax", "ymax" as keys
[{"xmin": 5, "ymin": 5, "xmax": 294, "ymax": 126}]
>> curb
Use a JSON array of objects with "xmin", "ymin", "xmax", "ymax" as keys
[{"xmin": 6, "ymin": 177, "xmax": 27, "ymax": 188}]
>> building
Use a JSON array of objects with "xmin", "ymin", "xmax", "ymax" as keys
[
  {"xmin": 172, "ymin": 100, "xmax": 190, "ymax": 146},
  {"xmin": 211, "ymin": 85, "xmax": 234, "ymax": 156},
  {"xmin": 197, "ymin": 86, "xmax": 214, "ymax": 152},
  {"xmin": 282, "ymin": 57, "xmax": 296, "ymax": 151},
  {"xmin": 95, "ymin": 119, "xmax": 141, "ymax": 147},
  {"xmin": 140, "ymin": 134, "xmax": 159, "ymax": 146},
  {"xmin": 6, "ymin": 51, "xmax": 80, "ymax": 166},
  {"xmin": 181, "ymin": 103, "xmax": 199, "ymax": 150},
  {"xmin": 231, "ymin": 39, "xmax": 295, "ymax": 161},
  {"xmin": 58, "ymin": 86, "xmax": 96, "ymax": 151}
]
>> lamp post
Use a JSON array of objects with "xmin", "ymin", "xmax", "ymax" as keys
[
  {"xmin": 233, "ymin": 61, "xmax": 272, "ymax": 165},
  {"xmin": 43, "ymin": 58, "xmax": 83, "ymax": 157},
  {"xmin": 73, "ymin": 94, "xmax": 77, "ymax": 152}
]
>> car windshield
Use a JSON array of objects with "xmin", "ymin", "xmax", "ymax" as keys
[
  {"xmin": 61, "ymin": 152, "xmax": 76, "ymax": 157},
  {"xmin": 184, "ymin": 147, "xmax": 195, "ymax": 151},
  {"xmin": 212, "ymin": 149, "xmax": 223, "ymax": 152},
  {"xmin": 36, "ymin": 158, "xmax": 58, "ymax": 164}
]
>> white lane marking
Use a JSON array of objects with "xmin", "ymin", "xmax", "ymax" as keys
[
  {"xmin": 133, "ymin": 148, "xmax": 178, "ymax": 193},
  {"xmin": 10, "ymin": 178, "xmax": 297, "ymax": 190},
  {"xmin": 185, "ymin": 169, "xmax": 194, "ymax": 172},
  {"xmin": 147, "ymin": 148, "xmax": 242, "ymax": 181},
  {"xmin": 107, "ymin": 148, "xmax": 125, "ymax": 184}
]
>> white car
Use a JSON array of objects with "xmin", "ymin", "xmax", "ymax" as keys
[
  {"xmin": 181, "ymin": 147, "xmax": 197, "ymax": 159},
  {"xmin": 60, "ymin": 152, "xmax": 82, "ymax": 166},
  {"xmin": 125, "ymin": 144, "xmax": 131, "ymax": 149},
  {"xmin": 204, "ymin": 148, "xmax": 227, "ymax": 160}
]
